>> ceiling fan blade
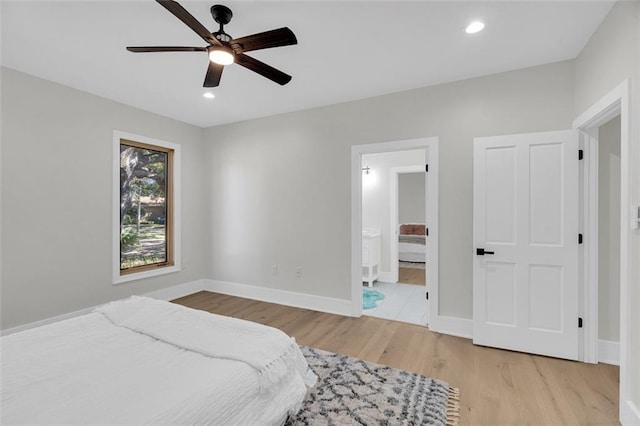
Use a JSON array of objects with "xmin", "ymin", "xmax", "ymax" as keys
[
  {"xmin": 127, "ymin": 46, "xmax": 206, "ymax": 53},
  {"xmin": 156, "ymin": 0, "xmax": 220, "ymax": 46},
  {"xmin": 204, "ymin": 61, "xmax": 224, "ymax": 87},
  {"xmin": 235, "ymin": 54, "xmax": 292, "ymax": 85},
  {"xmin": 231, "ymin": 27, "xmax": 297, "ymax": 53}
]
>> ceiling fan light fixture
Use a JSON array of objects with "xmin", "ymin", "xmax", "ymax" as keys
[{"xmin": 208, "ymin": 46, "xmax": 235, "ymax": 65}]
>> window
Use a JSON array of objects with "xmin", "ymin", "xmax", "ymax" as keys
[{"xmin": 113, "ymin": 132, "xmax": 180, "ymax": 283}]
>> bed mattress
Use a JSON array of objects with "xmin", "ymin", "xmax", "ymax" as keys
[{"xmin": 1, "ymin": 296, "xmax": 315, "ymax": 425}]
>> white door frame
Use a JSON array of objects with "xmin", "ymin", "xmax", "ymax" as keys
[
  {"xmin": 390, "ymin": 165, "xmax": 427, "ymax": 284},
  {"xmin": 350, "ymin": 137, "xmax": 439, "ymax": 323},
  {"xmin": 577, "ymin": 126, "xmax": 599, "ymax": 364},
  {"xmin": 573, "ymin": 79, "xmax": 631, "ymax": 422}
]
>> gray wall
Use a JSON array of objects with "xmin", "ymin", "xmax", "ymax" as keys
[
  {"xmin": 598, "ymin": 115, "xmax": 620, "ymax": 342},
  {"xmin": 399, "ymin": 172, "xmax": 426, "ymax": 226},
  {"xmin": 0, "ymin": 68, "xmax": 208, "ymax": 329},
  {"xmin": 574, "ymin": 0, "xmax": 640, "ymax": 408},
  {"xmin": 203, "ymin": 60, "xmax": 575, "ymax": 318}
]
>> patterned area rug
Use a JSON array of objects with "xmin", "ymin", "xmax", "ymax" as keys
[{"xmin": 286, "ymin": 346, "xmax": 459, "ymax": 426}]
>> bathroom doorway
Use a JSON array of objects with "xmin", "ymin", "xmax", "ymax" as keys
[{"xmin": 353, "ymin": 138, "xmax": 438, "ymax": 326}]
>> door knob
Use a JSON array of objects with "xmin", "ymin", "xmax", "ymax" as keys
[{"xmin": 476, "ymin": 248, "xmax": 495, "ymax": 256}]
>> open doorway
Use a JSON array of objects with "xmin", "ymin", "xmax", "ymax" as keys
[
  {"xmin": 351, "ymin": 137, "xmax": 439, "ymax": 327},
  {"xmin": 595, "ymin": 115, "xmax": 621, "ymax": 364},
  {"xmin": 396, "ymin": 170, "xmax": 426, "ymax": 287},
  {"xmin": 577, "ymin": 114, "xmax": 621, "ymax": 364},
  {"xmin": 361, "ymin": 152, "xmax": 426, "ymax": 324},
  {"xmin": 573, "ymin": 79, "xmax": 631, "ymax": 422}
]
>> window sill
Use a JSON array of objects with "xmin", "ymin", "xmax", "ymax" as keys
[{"xmin": 113, "ymin": 264, "xmax": 181, "ymax": 285}]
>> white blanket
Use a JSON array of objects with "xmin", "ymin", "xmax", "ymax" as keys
[
  {"xmin": 97, "ymin": 296, "xmax": 316, "ymax": 393},
  {"xmin": 2, "ymin": 297, "xmax": 316, "ymax": 425}
]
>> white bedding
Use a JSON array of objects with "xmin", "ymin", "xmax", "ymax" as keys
[
  {"xmin": 399, "ymin": 241, "xmax": 426, "ymax": 262},
  {"xmin": 1, "ymin": 297, "xmax": 315, "ymax": 425}
]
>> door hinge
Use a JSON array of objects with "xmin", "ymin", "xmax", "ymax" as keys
[
  {"xmin": 425, "ymin": 164, "xmax": 429, "ymax": 172},
  {"xmin": 425, "ymin": 292, "xmax": 429, "ymax": 300},
  {"xmin": 578, "ymin": 234, "xmax": 583, "ymax": 244},
  {"xmin": 579, "ymin": 150, "xmax": 584, "ymax": 160},
  {"xmin": 578, "ymin": 317, "xmax": 583, "ymax": 328},
  {"xmin": 426, "ymin": 227, "xmax": 429, "ymax": 236}
]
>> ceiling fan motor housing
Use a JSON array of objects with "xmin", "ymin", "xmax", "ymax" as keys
[{"xmin": 211, "ymin": 5, "xmax": 233, "ymax": 25}]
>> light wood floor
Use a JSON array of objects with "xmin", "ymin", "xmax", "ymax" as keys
[
  {"xmin": 399, "ymin": 266, "xmax": 425, "ymax": 285},
  {"xmin": 173, "ymin": 291, "xmax": 619, "ymax": 425}
]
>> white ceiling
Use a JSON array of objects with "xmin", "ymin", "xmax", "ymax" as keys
[{"xmin": 1, "ymin": 1, "xmax": 613, "ymax": 128}]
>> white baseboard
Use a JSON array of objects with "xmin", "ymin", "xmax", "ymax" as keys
[
  {"xmin": 621, "ymin": 398, "xmax": 640, "ymax": 426},
  {"xmin": 143, "ymin": 279, "xmax": 206, "ymax": 301},
  {"xmin": 429, "ymin": 315, "xmax": 473, "ymax": 339},
  {"xmin": 0, "ymin": 280, "xmax": 206, "ymax": 336},
  {"xmin": 1, "ymin": 305, "xmax": 95, "ymax": 336},
  {"xmin": 2, "ymin": 278, "xmax": 477, "ymax": 347},
  {"xmin": 598, "ymin": 339, "xmax": 620, "ymax": 365},
  {"xmin": 204, "ymin": 279, "xmax": 353, "ymax": 317},
  {"xmin": 1, "ymin": 279, "xmax": 354, "ymax": 335}
]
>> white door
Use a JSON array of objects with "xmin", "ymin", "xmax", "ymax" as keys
[{"xmin": 473, "ymin": 130, "xmax": 580, "ymax": 360}]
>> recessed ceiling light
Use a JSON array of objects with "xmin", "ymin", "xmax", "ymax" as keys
[
  {"xmin": 466, "ymin": 21, "xmax": 485, "ymax": 34},
  {"xmin": 203, "ymin": 92, "xmax": 215, "ymax": 99}
]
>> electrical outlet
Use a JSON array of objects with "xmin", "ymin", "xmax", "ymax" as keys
[
  {"xmin": 295, "ymin": 267, "xmax": 303, "ymax": 278},
  {"xmin": 272, "ymin": 264, "xmax": 278, "ymax": 276}
]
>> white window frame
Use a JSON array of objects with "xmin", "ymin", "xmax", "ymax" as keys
[{"xmin": 112, "ymin": 130, "xmax": 181, "ymax": 284}]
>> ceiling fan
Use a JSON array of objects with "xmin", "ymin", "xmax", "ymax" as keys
[{"xmin": 127, "ymin": 1, "xmax": 297, "ymax": 88}]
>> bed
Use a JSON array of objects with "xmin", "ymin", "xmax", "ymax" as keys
[
  {"xmin": 1, "ymin": 296, "xmax": 316, "ymax": 425},
  {"xmin": 398, "ymin": 223, "xmax": 427, "ymax": 263}
]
